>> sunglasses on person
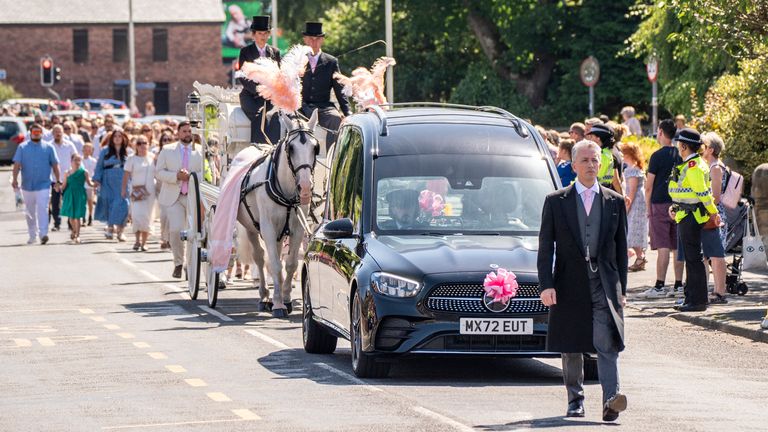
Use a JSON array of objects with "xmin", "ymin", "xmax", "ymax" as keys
[{"xmin": 136, "ymin": 140, "xmax": 149, "ymax": 146}]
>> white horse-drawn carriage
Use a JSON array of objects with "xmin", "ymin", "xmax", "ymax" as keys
[{"xmin": 182, "ymin": 80, "xmax": 326, "ymax": 316}]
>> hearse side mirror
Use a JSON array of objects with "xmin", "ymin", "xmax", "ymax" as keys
[{"xmin": 323, "ymin": 218, "xmax": 355, "ymax": 239}]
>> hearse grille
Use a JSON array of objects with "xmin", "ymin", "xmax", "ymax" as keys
[{"xmin": 425, "ymin": 283, "xmax": 548, "ymax": 315}]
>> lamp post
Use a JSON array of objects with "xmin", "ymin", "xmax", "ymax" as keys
[
  {"xmin": 128, "ymin": 0, "xmax": 137, "ymax": 115},
  {"xmin": 385, "ymin": 0, "xmax": 393, "ymax": 103}
]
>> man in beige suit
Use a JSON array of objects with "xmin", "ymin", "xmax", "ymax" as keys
[{"xmin": 155, "ymin": 121, "xmax": 204, "ymax": 278}]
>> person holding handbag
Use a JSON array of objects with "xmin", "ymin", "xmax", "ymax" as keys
[
  {"xmin": 122, "ymin": 137, "xmax": 156, "ymax": 251},
  {"xmin": 701, "ymin": 132, "xmax": 729, "ymax": 304}
]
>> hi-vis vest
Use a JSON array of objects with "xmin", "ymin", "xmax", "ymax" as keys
[
  {"xmin": 668, "ymin": 154, "xmax": 717, "ymax": 223},
  {"xmin": 597, "ymin": 147, "xmax": 614, "ymax": 186}
]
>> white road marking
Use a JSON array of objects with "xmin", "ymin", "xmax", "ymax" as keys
[
  {"xmin": 79, "ymin": 308, "xmax": 95, "ymax": 314},
  {"xmin": 139, "ymin": 270, "xmax": 161, "ymax": 281},
  {"xmin": 133, "ymin": 342, "xmax": 151, "ymax": 349},
  {"xmin": 198, "ymin": 305, "xmax": 233, "ymax": 322},
  {"xmin": 103, "ymin": 324, "xmax": 121, "ymax": 330},
  {"xmin": 120, "ymin": 258, "xmax": 137, "ymax": 268},
  {"xmin": 207, "ymin": 392, "xmax": 232, "ymax": 402},
  {"xmin": 36, "ymin": 337, "xmax": 55, "ymax": 347},
  {"xmin": 165, "ymin": 365, "xmax": 187, "ymax": 373},
  {"xmin": 90, "ymin": 316, "xmax": 107, "ymax": 322},
  {"xmin": 312, "ymin": 362, "xmax": 383, "ymax": 393},
  {"xmin": 411, "ymin": 406, "xmax": 477, "ymax": 432},
  {"xmin": 116, "ymin": 333, "xmax": 135, "ymax": 339},
  {"xmin": 12, "ymin": 338, "xmax": 32, "ymax": 347},
  {"xmin": 164, "ymin": 284, "xmax": 191, "ymax": 300},
  {"xmin": 184, "ymin": 378, "xmax": 207, "ymax": 387},
  {"xmin": 231, "ymin": 409, "xmax": 261, "ymax": 420},
  {"xmin": 147, "ymin": 352, "xmax": 168, "ymax": 360},
  {"xmin": 101, "ymin": 418, "xmax": 254, "ymax": 430},
  {"xmin": 244, "ymin": 329, "xmax": 290, "ymax": 350}
]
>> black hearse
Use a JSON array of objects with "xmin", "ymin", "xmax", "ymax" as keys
[{"xmin": 302, "ymin": 103, "xmax": 577, "ymax": 378}]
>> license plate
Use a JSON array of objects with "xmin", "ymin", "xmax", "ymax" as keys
[{"xmin": 459, "ymin": 318, "xmax": 533, "ymax": 335}]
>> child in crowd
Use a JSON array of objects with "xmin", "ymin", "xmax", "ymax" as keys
[
  {"xmin": 60, "ymin": 153, "xmax": 94, "ymax": 244},
  {"xmin": 82, "ymin": 143, "xmax": 98, "ymax": 226},
  {"xmin": 556, "ymin": 139, "xmax": 576, "ymax": 187}
]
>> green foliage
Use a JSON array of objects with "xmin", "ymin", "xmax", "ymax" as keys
[
  {"xmin": 621, "ymin": 134, "xmax": 660, "ymax": 168},
  {"xmin": 701, "ymin": 48, "xmax": 768, "ymax": 182},
  {"xmin": 0, "ymin": 82, "xmax": 21, "ymax": 103},
  {"xmin": 449, "ymin": 62, "xmax": 532, "ymax": 119}
]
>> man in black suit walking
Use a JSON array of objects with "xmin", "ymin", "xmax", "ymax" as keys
[
  {"xmin": 299, "ymin": 21, "xmax": 351, "ymax": 149},
  {"xmin": 537, "ymin": 140, "xmax": 629, "ymax": 422},
  {"xmin": 238, "ymin": 15, "xmax": 281, "ymax": 144}
]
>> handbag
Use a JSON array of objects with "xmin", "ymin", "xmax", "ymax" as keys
[
  {"xmin": 720, "ymin": 166, "xmax": 744, "ymax": 210},
  {"xmin": 129, "ymin": 159, "xmax": 152, "ymax": 202},
  {"xmin": 742, "ymin": 206, "xmax": 768, "ymax": 271}
]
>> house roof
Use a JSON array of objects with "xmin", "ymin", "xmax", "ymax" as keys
[{"xmin": 0, "ymin": 0, "xmax": 225, "ymax": 25}]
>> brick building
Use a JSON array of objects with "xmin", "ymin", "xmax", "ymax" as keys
[{"xmin": 0, "ymin": 0, "xmax": 227, "ymax": 115}]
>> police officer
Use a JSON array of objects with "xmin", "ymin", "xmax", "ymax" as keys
[
  {"xmin": 668, "ymin": 128, "xmax": 720, "ymax": 312},
  {"xmin": 299, "ymin": 21, "xmax": 351, "ymax": 149},
  {"xmin": 585, "ymin": 123, "xmax": 624, "ymax": 195},
  {"xmin": 238, "ymin": 15, "xmax": 281, "ymax": 144}
]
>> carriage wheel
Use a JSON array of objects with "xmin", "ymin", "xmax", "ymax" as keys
[
  {"xmin": 186, "ymin": 173, "xmax": 202, "ymax": 299},
  {"xmin": 202, "ymin": 205, "xmax": 222, "ymax": 308}
]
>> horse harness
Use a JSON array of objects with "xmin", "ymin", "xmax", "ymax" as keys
[{"xmin": 239, "ymin": 126, "xmax": 319, "ymax": 240}]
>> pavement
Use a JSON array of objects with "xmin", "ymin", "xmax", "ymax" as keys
[{"xmin": 626, "ymin": 248, "xmax": 768, "ymax": 343}]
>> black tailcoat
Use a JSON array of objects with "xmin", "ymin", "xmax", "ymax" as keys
[
  {"xmin": 301, "ymin": 52, "xmax": 351, "ymax": 116},
  {"xmin": 537, "ymin": 184, "xmax": 628, "ymax": 353},
  {"xmin": 238, "ymin": 44, "xmax": 281, "ymax": 143}
]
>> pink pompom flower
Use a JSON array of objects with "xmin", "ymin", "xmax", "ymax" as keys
[
  {"xmin": 419, "ymin": 190, "xmax": 445, "ymax": 217},
  {"xmin": 483, "ymin": 268, "xmax": 519, "ymax": 304}
]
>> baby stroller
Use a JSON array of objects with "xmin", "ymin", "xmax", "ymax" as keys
[{"xmin": 722, "ymin": 197, "xmax": 755, "ymax": 296}]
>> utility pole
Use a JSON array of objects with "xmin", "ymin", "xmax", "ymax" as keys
[
  {"xmin": 128, "ymin": 0, "xmax": 137, "ymax": 114},
  {"xmin": 271, "ymin": 0, "xmax": 278, "ymax": 49},
  {"xmin": 385, "ymin": 0, "xmax": 393, "ymax": 103}
]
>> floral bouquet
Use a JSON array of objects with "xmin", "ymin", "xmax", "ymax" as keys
[
  {"xmin": 419, "ymin": 190, "xmax": 445, "ymax": 217},
  {"xmin": 483, "ymin": 268, "xmax": 519, "ymax": 303}
]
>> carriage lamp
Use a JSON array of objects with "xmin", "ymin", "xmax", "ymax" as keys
[
  {"xmin": 371, "ymin": 272, "xmax": 422, "ymax": 298},
  {"xmin": 186, "ymin": 91, "xmax": 202, "ymax": 125}
]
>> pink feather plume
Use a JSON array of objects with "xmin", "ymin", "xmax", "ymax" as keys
[
  {"xmin": 239, "ymin": 45, "xmax": 312, "ymax": 112},
  {"xmin": 333, "ymin": 56, "xmax": 396, "ymax": 111}
]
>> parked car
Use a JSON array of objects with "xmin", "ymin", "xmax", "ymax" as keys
[
  {"xmin": 71, "ymin": 98, "xmax": 127, "ymax": 111},
  {"xmin": 135, "ymin": 115, "xmax": 186, "ymax": 125},
  {"xmin": 1, "ymin": 98, "xmax": 54, "ymax": 117},
  {"xmin": 0, "ymin": 117, "xmax": 27, "ymax": 163},
  {"xmin": 301, "ymin": 103, "xmax": 583, "ymax": 378}
]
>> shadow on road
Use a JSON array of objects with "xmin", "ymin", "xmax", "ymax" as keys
[{"xmin": 477, "ymin": 416, "xmax": 614, "ymax": 429}]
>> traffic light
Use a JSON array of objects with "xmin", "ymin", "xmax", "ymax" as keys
[
  {"xmin": 40, "ymin": 56, "xmax": 54, "ymax": 87},
  {"xmin": 54, "ymin": 67, "xmax": 62, "ymax": 84}
]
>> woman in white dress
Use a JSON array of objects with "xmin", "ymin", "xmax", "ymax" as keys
[{"xmin": 121, "ymin": 137, "xmax": 155, "ymax": 251}]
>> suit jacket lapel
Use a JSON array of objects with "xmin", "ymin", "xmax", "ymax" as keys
[{"xmin": 562, "ymin": 185, "xmax": 585, "ymax": 254}]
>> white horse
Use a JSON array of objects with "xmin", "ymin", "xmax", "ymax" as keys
[{"xmin": 237, "ymin": 110, "xmax": 320, "ymax": 318}]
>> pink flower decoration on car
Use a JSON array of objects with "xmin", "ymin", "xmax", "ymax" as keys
[
  {"xmin": 419, "ymin": 190, "xmax": 445, "ymax": 217},
  {"xmin": 483, "ymin": 268, "xmax": 519, "ymax": 304}
]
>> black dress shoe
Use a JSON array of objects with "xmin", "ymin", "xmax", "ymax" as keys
[
  {"xmin": 566, "ymin": 400, "xmax": 585, "ymax": 417},
  {"xmin": 172, "ymin": 265, "xmax": 182, "ymax": 279},
  {"xmin": 603, "ymin": 393, "xmax": 627, "ymax": 422},
  {"xmin": 675, "ymin": 303, "xmax": 707, "ymax": 312}
]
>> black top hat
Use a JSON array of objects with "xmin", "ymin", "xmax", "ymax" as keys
[
  {"xmin": 303, "ymin": 21, "xmax": 325, "ymax": 37},
  {"xmin": 673, "ymin": 127, "xmax": 702, "ymax": 147},
  {"xmin": 250, "ymin": 15, "xmax": 271, "ymax": 32}
]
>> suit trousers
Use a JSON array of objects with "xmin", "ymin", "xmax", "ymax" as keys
[
  {"xmin": 300, "ymin": 105, "xmax": 343, "ymax": 149},
  {"xmin": 561, "ymin": 275, "xmax": 620, "ymax": 405},
  {"xmin": 164, "ymin": 195, "xmax": 189, "ymax": 266},
  {"xmin": 23, "ymin": 188, "xmax": 51, "ymax": 239},
  {"xmin": 240, "ymin": 93, "xmax": 280, "ymax": 144},
  {"xmin": 678, "ymin": 213, "xmax": 708, "ymax": 306},
  {"xmin": 49, "ymin": 183, "xmax": 62, "ymax": 228}
]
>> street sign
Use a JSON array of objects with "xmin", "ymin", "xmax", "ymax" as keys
[
  {"xmin": 0, "ymin": 69, "xmax": 6, "ymax": 80},
  {"xmin": 647, "ymin": 56, "xmax": 659, "ymax": 82},
  {"xmin": 580, "ymin": 56, "xmax": 600, "ymax": 87}
]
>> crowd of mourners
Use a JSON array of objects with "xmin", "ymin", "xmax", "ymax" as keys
[
  {"xmin": 8, "ymin": 101, "xmax": 746, "ymax": 310},
  {"xmin": 536, "ymin": 107, "xmax": 738, "ymax": 310}
]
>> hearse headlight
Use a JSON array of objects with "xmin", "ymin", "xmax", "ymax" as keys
[{"xmin": 371, "ymin": 272, "xmax": 422, "ymax": 298}]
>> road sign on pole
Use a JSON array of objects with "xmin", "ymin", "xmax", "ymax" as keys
[
  {"xmin": 647, "ymin": 55, "xmax": 659, "ymax": 135},
  {"xmin": 580, "ymin": 56, "xmax": 600, "ymax": 117}
]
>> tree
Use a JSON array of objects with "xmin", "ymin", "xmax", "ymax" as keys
[{"xmin": 0, "ymin": 82, "xmax": 20, "ymax": 103}]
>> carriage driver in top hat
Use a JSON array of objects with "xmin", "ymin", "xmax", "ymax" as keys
[
  {"xmin": 238, "ymin": 15, "xmax": 282, "ymax": 144},
  {"xmin": 300, "ymin": 21, "xmax": 351, "ymax": 149}
]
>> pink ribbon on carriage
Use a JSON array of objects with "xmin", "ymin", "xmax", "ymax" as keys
[
  {"xmin": 483, "ymin": 268, "xmax": 519, "ymax": 304},
  {"xmin": 209, "ymin": 146, "xmax": 266, "ymax": 273}
]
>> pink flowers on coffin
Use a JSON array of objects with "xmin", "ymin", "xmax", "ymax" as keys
[
  {"xmin": 483, "ymin": 268, "xmax": 519, "ymax": 304},
  {"xmin": 419, "ymin": 190, "xmax": 445, "ymax": 217}
]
